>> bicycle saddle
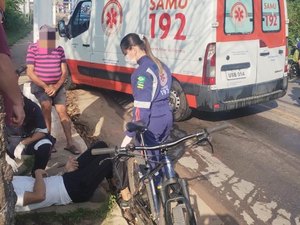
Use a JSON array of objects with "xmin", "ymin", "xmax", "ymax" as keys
[{"xmin": 126, "ymin": 121, "xmax": 147, "ymax": 133}]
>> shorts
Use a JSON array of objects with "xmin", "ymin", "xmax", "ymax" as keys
[{"xmin": 30, "ymin": 82, "xmax": 66, "ymax": 105}]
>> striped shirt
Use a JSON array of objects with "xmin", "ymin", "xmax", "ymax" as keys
[{"xmin": 26, "ymin": 43, "xmax": 66, "ymax": 84}]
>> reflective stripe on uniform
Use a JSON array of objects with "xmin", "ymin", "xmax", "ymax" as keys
[
  {"xmin": 134, "ymin": 100, "xmax": 151, "ymax": 109},
  {"xmin": 34, "ymin": 128, "xmax": 49, "ymax": 134},
  {"xmin": 146, "ymin": 68, "xmax": 158, "ymax": 101},
  {"xmin": 34, "ymin": 138, "xmax": 52, "ymax": 150}
]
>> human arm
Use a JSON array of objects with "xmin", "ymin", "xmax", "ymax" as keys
[
  {"xmin": 23, "ymin": 97, "xmax": 48, "ymax": 143},
  {"xmin": 0, "ymin": 53, "xmax": 25, "ymax": 126},
  {"xmin": 21, "ymin": 132, "xmax": 46, "ymax": 146},
  {"xmin": 131, "ymin": 72, "xmax": 153, "ymax": 125},
  {"xmin": 47, "ymin": 62, "xmax": 67, "ymax": 96},
  {"xmin": 53, "ymin": 62, "xmax": 67, "ymax": 91},
  {"xmin": 64, "ymin": 156, "xmax": 79, "ymax": 172},
  {"xmin": 0, "ymin": 0, "xmax": 4, "ymax": 22},
  {"xmin": 0, "ymin": 0, "xmax": 5, "ymax": 12},
  {"xmin": 26, "ymin": 44, "xmax": 52, "ymax": 94},
  {"xmin": 26, "ymin": 64, "xmax": 50, "ymax": 91},
  {"xmin": 22, "ymin": 169, "xmax": 47, "ymax": 206},
  {"xmin": 51, "ymin": 47, "xmax": 68, "ymax": 93}
]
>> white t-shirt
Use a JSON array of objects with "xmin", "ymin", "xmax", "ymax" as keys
[{"xmin": 13, "ymin": 175, "xmax": 72, "ymax": 212}]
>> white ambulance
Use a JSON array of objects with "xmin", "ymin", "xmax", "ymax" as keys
[{"xmin": 57, "ymin": 0, "xmax": 289, "ymax": 121}]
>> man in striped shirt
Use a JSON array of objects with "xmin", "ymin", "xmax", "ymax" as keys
[{"xmin": 26, "ymin": 25, "xmax": 80, "ymax": 155}]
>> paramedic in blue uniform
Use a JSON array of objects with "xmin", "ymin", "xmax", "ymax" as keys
[{"xmin": 118, "ymin": 33, "xmax": 173, "ymax": 207}]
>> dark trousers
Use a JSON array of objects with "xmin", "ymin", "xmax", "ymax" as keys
[
  {"xmin": 116, "ymin": 113, "xmax": 173, "ymax": 190},
  {"xmin": 24, "ymin": 140, "xmax": 52, "ymax": 175},
  {"xmin": 62, "ymin": 141, "xmax": 113, "ymax": 202}
]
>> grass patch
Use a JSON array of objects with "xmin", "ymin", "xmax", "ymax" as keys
[
  {"xmin": 15, "ymin": 195, "xmax": 117, "ymax": 225},
  {"xmin": 6, "ymin": 24, "xmax": 32, "ymax": 46}
]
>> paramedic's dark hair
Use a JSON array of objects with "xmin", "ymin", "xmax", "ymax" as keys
[{"xmin": 120, "ymin": 33, "xmax": 164, "ymax": 75}]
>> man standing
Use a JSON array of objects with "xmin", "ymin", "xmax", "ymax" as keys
[
  {"xmin": 26, "ymin": 25, "xmax": 80, "ymax": 155},
  {"xmin": 0, "ymin": 0, "xmax": 25, "ymax": 224}
]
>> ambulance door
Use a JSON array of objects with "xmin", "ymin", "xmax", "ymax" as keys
[
  {"xmin": 216, "ymin": 0, "xmax": 258, "ymax": 90},
  {"xmin": 256, "ymin": 0, "xmax": 286, "ymax": 84},
  {"xmin": 66, "ymin": 0, "xmax": 92, "ymax": 84}
]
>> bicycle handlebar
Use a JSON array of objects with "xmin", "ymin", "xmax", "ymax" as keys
[
  {"xmin": 206, "ymin": 123, "xmax": 230, "ymax": 134},
  {"xmin": 91, "ymin": 123, "xmax": 230, "ymax": 156}
]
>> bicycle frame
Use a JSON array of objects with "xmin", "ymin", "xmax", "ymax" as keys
[
  {"xmin": 136, "ymin": 131, "xmax": 194, "ymax": 224},
  {"xmin": 91, "ymin": 122, "xmax": 229, "ymax": 224}
]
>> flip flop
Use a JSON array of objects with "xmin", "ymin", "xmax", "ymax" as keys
[{"xmin": 64, "ymin": 145, "xmax": 81, "ymax": 155}]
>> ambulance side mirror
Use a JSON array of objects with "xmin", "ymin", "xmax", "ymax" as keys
[{"xmin": 57, "ymin": 20, "xmax": 68, "ymax": 38}]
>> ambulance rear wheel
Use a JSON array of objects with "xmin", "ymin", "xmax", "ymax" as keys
[{"xmin": 170, "ymin": 79, "xmax": 191, "ymax": 121}]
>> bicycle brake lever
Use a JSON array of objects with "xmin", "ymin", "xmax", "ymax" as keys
[{"xmin": 196, "ymin": 135, "xmax": 214, "ymax": 154}]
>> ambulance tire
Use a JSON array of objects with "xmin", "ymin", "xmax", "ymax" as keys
[
  {"xmin": 170, "ymin": 79, "xmax": 192, "ymax": 121},
  {"xmin": 64, "ymin": 68, "xmax": 77, "ymax": 90}
]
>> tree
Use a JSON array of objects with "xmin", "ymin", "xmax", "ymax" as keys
[
  {"xmin": 0, "ymin": 96, "xmax": 16, "ymax": 225},
  {"xmin": 287, "ymin": 0, "xmax": 300, "ymax": 46}
]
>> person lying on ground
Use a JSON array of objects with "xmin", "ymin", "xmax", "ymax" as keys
[
  {"xmin": 13, "ymin": 141, "xmax": 113, "ymax": 212},
  {"xmin": 6, "ymin": 96, "xmax": 54, "ymax": 176}
]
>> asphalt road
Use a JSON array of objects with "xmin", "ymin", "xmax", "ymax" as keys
[{"xmin": 172, "ymin": 79, "xmax": 300, "ymax": 225}]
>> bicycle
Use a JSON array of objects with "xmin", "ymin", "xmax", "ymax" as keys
[{"xmin": 91, "ymin": 121, "xmax": 229, "ymax": 225}]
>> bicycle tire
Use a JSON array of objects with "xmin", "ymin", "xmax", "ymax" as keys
[
  {"xmin": 128, "ymin": 157, "xmax": 157, "ymax": 225},
  {"xmin": 163, "ymin": 182, "xmax": 196, "ymax": 225}
]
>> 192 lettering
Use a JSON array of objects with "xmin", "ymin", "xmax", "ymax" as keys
[
  {"xmin": 149, "ymin": 13, "xmax": 186, "ymax": 40},
  {"xmin": 264, "ymin": 14, "xmax": 278, "ymax": 27}
]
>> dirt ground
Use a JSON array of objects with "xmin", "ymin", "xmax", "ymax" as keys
[{"xmin": 15, "ymin": 86, "xmax": 129, "ymax": 225}]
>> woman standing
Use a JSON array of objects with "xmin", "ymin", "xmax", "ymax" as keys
[{"xmin": 118, "ymin": 33, "xmax": 173, "ymax": 207}]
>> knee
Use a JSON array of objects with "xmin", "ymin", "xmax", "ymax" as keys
[{"xmin": 41, "ymin": 102, "xmax": 52, "ymax": 111}]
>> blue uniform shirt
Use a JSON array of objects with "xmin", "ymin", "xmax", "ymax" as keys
[{"xmin": 127, "ymin": 55, "xmax": 173, "ymax": 145}]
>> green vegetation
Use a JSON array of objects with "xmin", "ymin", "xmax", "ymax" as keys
[
  {"xmin": 15, "ymin": 195, "xmax": 117, "ymax": 225},
  {"xmin": 3, "ymin": 0, "xmax": 32, "ymax": 45},
  {"xmin": 287, "ymin": 0, "xmax": 300, "ymax": 46}
]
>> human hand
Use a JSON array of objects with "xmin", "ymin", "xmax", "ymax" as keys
[
  {"xmin": 11, "ymin": 103, "xmax": 25, "ymax": 126},
  {"xmin": 47, "ymin": 85, "xmax": 57, "ymax": 96},
  {"xmin": 121, "ymin": 135, "xmax": 133, "ymax": 148},
  {"xmin": 65, "ymin": 156, "xmax": 79, "ymax": 172},
  {"xmin": 14, "ymin": 142, "xmax": 25, "ymax": 159},
  {"xmin": 35, "ymin": 169, "xmax": 48, "ymax": 178},
  {"xmin": 5, "ymin": 153, "xmax": 18, "ymax": 172}
]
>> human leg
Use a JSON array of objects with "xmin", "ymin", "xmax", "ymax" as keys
[
  {"xmin": 54, "ymin": 103, "xmax": 80, "ymax": 154},
  {"xmin": 115, "ymin": 160, "xmax": 131, "ymax": 201},
  {"xmin": 31, "ymin": 143, "xmax": 51, "ymax": 173},
  {"xmin": 63, "ymin": 153, "xmax": 113, "ymax": 202},
  {"xmin": 40, "ymin": 101, "xmax": 52, "ymax": 133},
  {"xmin": 76, "ymin": 141, "xmax": 108, "ymax": 168},
  {"xmin": 25, "ymin": 139, "xmax": 52, "ymax": 175},
  {"xmin": 30, "ymin": 83, "xmax": 53, "ymax": 133}
]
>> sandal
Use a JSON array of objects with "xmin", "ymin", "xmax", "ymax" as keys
[{"xmin": 64, "ymin": 145, "xmax": 81, "ymax": 155}]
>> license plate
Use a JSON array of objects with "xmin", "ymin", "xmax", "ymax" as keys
[{"xmin": 226, "ymin": 70, "xmax": 246, "ymax": 80}]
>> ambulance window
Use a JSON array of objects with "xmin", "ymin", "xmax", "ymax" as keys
[
  {"xmin": 69, "ymin": 1, "xmax": 91, "ymax": 38},
  {"xmin": 262, "ymin": 0, "xmax": 281, "ymax": 32},
  {"xmin": 224, "ymin": 0, "xmax": 254, "ymax": 34}
]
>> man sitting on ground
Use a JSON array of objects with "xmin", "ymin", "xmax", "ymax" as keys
[
  {"xmin": 6, "ymin": 96, "xmax": 54, "ymax": 176},
  {"xmin": 12, "ymin": 141, "xmax": 113, "ymax": 211}
]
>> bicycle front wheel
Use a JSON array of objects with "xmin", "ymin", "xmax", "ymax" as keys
[
  {"xmin": 128, "ymin": 157, "xmax": 158, "ymax": 225},
  {"xmin": 162, "ymin": 181, "xmax": 197, "ymax": 225}
]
